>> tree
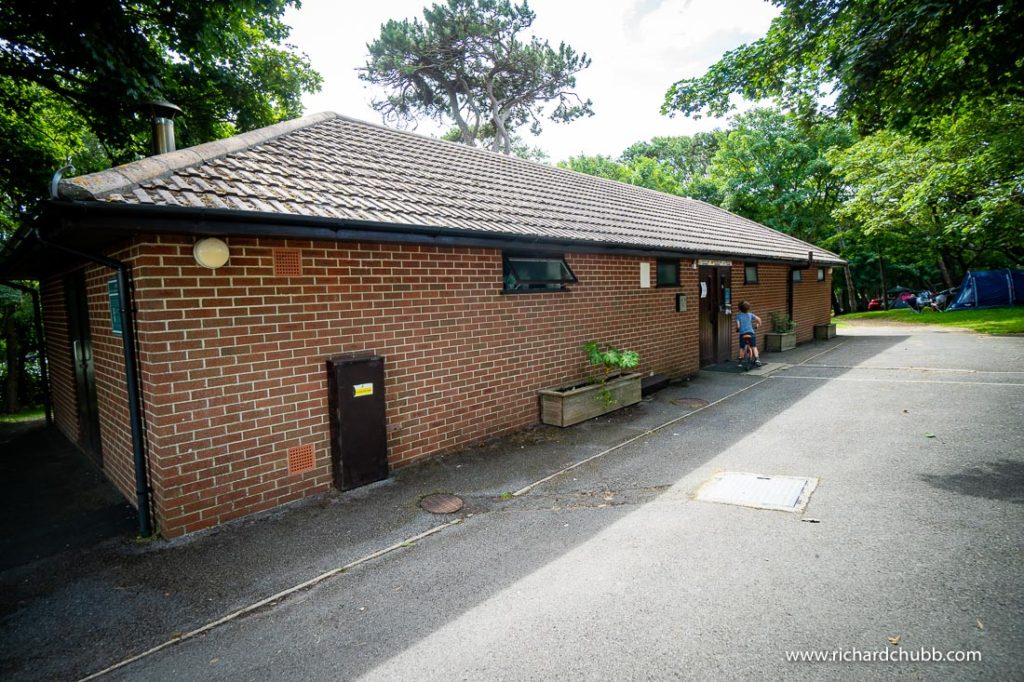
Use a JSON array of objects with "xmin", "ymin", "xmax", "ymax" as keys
[
  {"xmin": 361, "ymin": 0, "xmax": 592, "ymax": 154},
  {"xmin": 620, "ymin": 133, "xmax": 723, "ymax": 203},
  {"xmin": 662, "ymin": 0, "xmax": 1024, "ymax": 133},
  {"xmin": 0, "ymin": 0, "xmax": 321, "ymax": 159},
  {"xmin": 621, "ymin": 133, "xmax": 721, "ymax": 187},
  {"xmin": 0, "ymin": 0, "xmax": 321, "ymax": 412},
  {"xmin": 558, "ymin": 155, "xmax": 682, "ymax": 195},
  {"xmin": 440, "ymin": 126, "xmax": 548, "ymax": 162},
  {"xmin": 829, "ymin": 100, "xmax": 1024, "ymax": 287},
  {"xmin": 706, "ymin": 108, "xmax": 854, "ymax": 244},
  {"xmin": 0, "ymin": 0, "xmax": 321, "ymax": 234}
]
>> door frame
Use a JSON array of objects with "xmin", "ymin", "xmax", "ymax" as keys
[
  {"xmin": 65, "ymin": 271, "xmax": 103, "ymax": 463},
  {"xmin": 698, "ymin": 265, "xmax": 734, "ymax": 366}
]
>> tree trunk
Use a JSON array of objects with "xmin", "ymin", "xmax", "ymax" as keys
[
  {"xmin": 843, "ymin": 264, "xmax": 857, "ymax": 312},
  {"xmin": 877, "ymin": 247, "xmax": 888, "ymax": 310},
  {"xmin": 3, "ymin": 311, "xmax": 21, "ymax": 414},
  {"xmin": 445, "ymin": 85, "xmax": 476, "ymax": 146},
  {"xmin": 937, "ymin": 252, "xmax": 955, "ymax": 289}
]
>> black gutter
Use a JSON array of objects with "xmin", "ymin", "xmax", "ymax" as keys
[
  {"xmin": 31, "ymin": 230, "xmax": 152, "ymax": 538},
  {"xmin": 0, "ymin": 280, "xmax": 52, "ymax": 425},
  {"xmin": 40, "ymin": 199, "xmax": 848, "ymax": 268}
]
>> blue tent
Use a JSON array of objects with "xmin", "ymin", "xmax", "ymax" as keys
[{"xmin": 947, "ymin": 269, "xmax": 1024, "ymax": 310}]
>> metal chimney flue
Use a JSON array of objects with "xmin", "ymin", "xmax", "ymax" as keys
[{"xmin": 144, "ymin": 100, "xmax": 183, "ymax": 155}]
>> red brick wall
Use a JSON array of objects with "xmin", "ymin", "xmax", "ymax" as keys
[
  {"xmin": 83, "ymin": 248, "xmax": 143, "ymax": 507},
  {"xmin": 127, "ymin": 237, "xmax": 702, "ymax": 537},
  {"xmin": 730, "ymin": 262, "xmax": 833, "ymax": 355},
  {"xmin": 41, "ymin": 240, "xmax": 833, "ymax": 538},
  {"xmin": 40, "ymin": 277, "xmax": 78, "ymax": 445},
  {"xmin": 792, "ymin": 267, "xmax": 834, "ymax": 341}
]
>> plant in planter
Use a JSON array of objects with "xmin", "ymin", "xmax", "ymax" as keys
[
  {"xmin": 539, "ymin": 342, "xmax": 642, "ymax": 427},
  {"xmin": 582, "ymin": 341, "xmax": 640, "ymax": 406},
  {"xmin": 765, "ymin": 312, "xmax": 797, "ymax": 352}
]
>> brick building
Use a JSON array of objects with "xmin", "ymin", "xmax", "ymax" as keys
[{"xmin": 0, "ymin": 112, "xmax": 841, "ymax": 538}]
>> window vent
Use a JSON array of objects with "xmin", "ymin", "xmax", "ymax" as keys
[
  {"xmin": 287, "ymin": 444, "xmax": 315, "ymax": 475},
  {"xmin": 274, "ymin": 249, "xmax": 302, "ymax": 277}
]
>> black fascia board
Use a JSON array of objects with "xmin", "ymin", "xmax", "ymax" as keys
[{"xmin": 38, "ymin": 199, "xmax": 846, "ymax": 268}]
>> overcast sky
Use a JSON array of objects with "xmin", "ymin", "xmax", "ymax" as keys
[{"xmin": 283, "ymin": 0, "xmax": 778, "ymax": 163}]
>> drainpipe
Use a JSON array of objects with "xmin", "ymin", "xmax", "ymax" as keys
[
  {"xmin": 30, "ymin": 231, "xmax": 153, "ymax": 537},
  {"xmin": 0, "ymin": 280, "xmax": 52, "ymax": 425}
]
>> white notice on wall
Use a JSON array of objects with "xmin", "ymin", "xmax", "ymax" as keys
[
  {"xmin": 640, "ymin": 262, "xmax": 651, "ymax": 288},
  {"xmin": 700, "ymin": 281, "xmax": 708, "ymax": 298}
]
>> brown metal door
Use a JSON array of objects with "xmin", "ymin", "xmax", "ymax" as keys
[{"xmin": 327, "ymin": 354, "xmax": 389, "ymax": 491}]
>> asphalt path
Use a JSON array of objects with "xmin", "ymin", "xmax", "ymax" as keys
[{"xmin": 98, "ymin": 324, "xmax": 1023, "ymax": 681}]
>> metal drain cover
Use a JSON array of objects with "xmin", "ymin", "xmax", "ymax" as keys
[
  {"xmin": 420, "ymin": 493, "xmax": 464, "ymax": 514},
  {"xmin": 671, "ymin": 398, "xmax": 710, "ymax": 409},
  {"xmin": 695, "ymin": 472, "xmax": 818, "ymax": 512}
]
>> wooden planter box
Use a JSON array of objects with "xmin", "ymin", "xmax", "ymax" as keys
[
  {"xmin": 764, "ymin": 331, "xmax": 797, "ymax": 352},
  {"xmin": 539, "ymin": 373, "xmax": 642, "ymax": 427},
  {"xmin": 814, "ymin": 323, "xmax": 837, "ymax": 340}
]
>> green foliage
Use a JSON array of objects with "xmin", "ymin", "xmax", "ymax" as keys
[
  {"xmin": 828, "ymin": 100, "xmax": 1024, "ymax": 283},
  {"xmin": 1, "ymin": 283, "xmax": 42, "ymax": 413},
  {"xmin": 661, "ymin": 0, "xmax": 1024, "ymax": 133},
  {"xmin": 558, "ymin": 154, "xmax": 682, "ymax": 195},
  {"xmin": 361, "ymin": 0, "xmax": 592, "ymax": 154},
  {"xmin": 708, "ymin": 108, "xmax": 855, "ymax": 244},
  {"xmin": 621, "ymin": 133, "xmax": 721, "ymax": 187},
  {"xmin": 560, "ymin": 132, "xmax": 723, "ymax": 200},
  {"xmin": 769, "ymin": 312, "xmax": 796, "ymax": 334},
  {"xmin": 0, "ymin": 406, "xmax": 45, "ymax": 423},
  {"xmin": 582, "ymin": 340, "xmax": 640, "ymax": 407},
  {"xmin": 0, "ymin": 0, "xmax": 321, "ymax": 237}
]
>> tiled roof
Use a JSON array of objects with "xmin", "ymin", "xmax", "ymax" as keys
[{"xmin": 59, "ymin": 112, "xmax": 843, "ymax": 264}]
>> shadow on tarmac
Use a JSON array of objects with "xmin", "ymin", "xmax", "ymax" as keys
[
  {"xmin": 1, "ymin": 334, "xmax": 914, "ymax": 681},
  {"xmin": 921, "ymin": 458, "xmax": 1024, "ymax": 504}
]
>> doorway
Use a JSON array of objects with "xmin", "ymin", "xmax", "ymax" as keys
[
  {"xmin": 698, "ymin": 265, "xmax": 733, "ymax": 366},
  {"xmin": 64, "ymin": 272, "xmax": 103, "ymax": 464}
]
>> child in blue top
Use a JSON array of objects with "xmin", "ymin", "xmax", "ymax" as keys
[{"xmin": 735, "ymin": 301, "xmax": 762, "ymax": 367}]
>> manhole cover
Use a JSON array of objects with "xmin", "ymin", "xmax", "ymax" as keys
[
  {"xmin": 420, "ymin": 493, "xmax": 464, "ymax": 514},
  {"xmin": 694, "ymin": 472, "xmax": 817, "ymax": 512},
  {"xmin": 671, "ymin": 398, "xmax": 710, "ymax": 409}
]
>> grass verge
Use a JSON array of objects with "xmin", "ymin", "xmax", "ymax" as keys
[
  {"xmin": 0, "ymin": 407, "xmax": 45, "ymax": 423},
  {"xmin": 837, "ymin": 307, "xmax": 1024, "ymax": 334}
]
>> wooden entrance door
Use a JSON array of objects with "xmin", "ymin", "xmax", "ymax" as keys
[
  {"xmin": 65, "ymin": 272, "xmax": 103, "ymax": 463},
  {"xmin": 698, "ymin": 265, "xmax": 733, "ymax": 366}
]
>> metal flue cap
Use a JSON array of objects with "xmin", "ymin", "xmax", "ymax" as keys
[{"xmin": 143, "ymin": 100, "xmax": 183, "ymax": 120}]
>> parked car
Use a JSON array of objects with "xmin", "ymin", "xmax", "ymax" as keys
[{"xmin": 867, "ymin": 298, "xmax": 883, "ymax": 311}]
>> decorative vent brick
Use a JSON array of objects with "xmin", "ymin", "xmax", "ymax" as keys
[
  {"xmin": 274, "ymin": 249, "xmax": 302, "ymax": 277},
  {"xmin": 287, "ymin": 444, "xmax": 315, "ymax": 475}
]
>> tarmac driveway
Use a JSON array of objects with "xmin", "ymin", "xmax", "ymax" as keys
[{"xmin": 2, "ymin": 322, "xmax": 1022, "ymax": 681}]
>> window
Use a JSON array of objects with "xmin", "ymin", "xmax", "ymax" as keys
[
  {"xmin": 502, "ymin": 253, "xmax": 577, "ymax": 292},
  {"xmin": 792, "ymin": 269, "xmax": 803, "ymax": 283},
  {"xmin": 744, "ymin": 264, "xmax": 759, "ymax": 285},
  {"xmin": 817, "ymin": 267, "xmax": 826, "ymax": 282},
  {"xmin": 656, "ymin": 259, "xmax": 680, "ymax": 287}
]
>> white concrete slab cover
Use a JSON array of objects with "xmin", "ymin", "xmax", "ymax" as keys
[{"xmin": 695, "ymin": 472, "xmax": 818, "ymax": 512}]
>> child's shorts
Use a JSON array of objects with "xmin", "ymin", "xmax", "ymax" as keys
[{"xmin": 739, "ymin": 333, "xmax": 756, "ymax": 349}]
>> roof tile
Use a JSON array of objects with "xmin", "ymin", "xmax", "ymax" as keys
[{"xmin": 59, "ymin": 113, "xmax": 842, "ymax": 264}]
